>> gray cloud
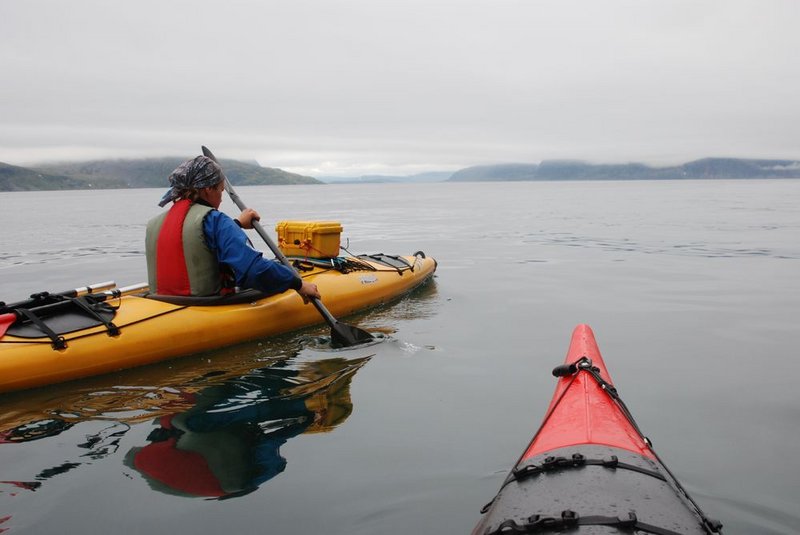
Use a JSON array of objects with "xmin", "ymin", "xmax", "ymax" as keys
[{"xmin": 1, "ymin": 0, "xmax": 798, "ymax": 176}]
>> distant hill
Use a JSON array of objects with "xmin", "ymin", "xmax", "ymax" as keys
[
  {"xmin": 0, "ymin": 158, "xmax": 321, "ymax": 191},
  {"xmin": 448, "ymin": 158, "xmax": 800, "ymax": 182},
  {"xmin": 447, "ymin": 163, "xmax": 542, "ymax": 182},
  {"xmin": 0, "ymin": 162, "xmax": 85, "ymax": 191},
  {"xmin": 318, "ymin": 171, "xmax": 452, "ymax": 184}
]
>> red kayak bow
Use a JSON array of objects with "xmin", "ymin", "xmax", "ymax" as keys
[
  {"xmin": 472, "ymin": 324, "xmax": 723, "ymax": 535},
  {"xmin": 523, "ymin": 324, "xmax": 652, "ymax": 460}
]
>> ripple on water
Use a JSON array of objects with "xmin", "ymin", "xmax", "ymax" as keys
[
  {"xmin": 522, "ymin": 233, "xmax": 799, "ymax": 259},
  {"xmin": 298, "ymin": 332, "xmax": 391, "ymax": 351}
]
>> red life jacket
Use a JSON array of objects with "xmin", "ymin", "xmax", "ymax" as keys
[
  {"xmin": 155, "ymin": 199, "xmax": 195, "ymax": 295},
  {"xmin": 145, "ymin": 200, "xmax": 229, "ymax": 296}
]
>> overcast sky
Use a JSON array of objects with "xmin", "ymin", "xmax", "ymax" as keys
[{"xmin": 1, "ymin": 0, "xmax": 798, "ymax": 176}]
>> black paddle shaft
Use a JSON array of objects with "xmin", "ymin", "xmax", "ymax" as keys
[{"xmin": 200, "ymin": 146, "xmax": 373, "ymax": 347}]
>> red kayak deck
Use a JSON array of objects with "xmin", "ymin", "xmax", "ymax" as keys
[{"xmin": 523, "ymin": 324, "xmax": 653, "ymax": 460}]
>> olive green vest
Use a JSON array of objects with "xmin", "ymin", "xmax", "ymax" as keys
[{"xmin": 145, "ymin": 203, "xmax": 222, "ymax": 296}]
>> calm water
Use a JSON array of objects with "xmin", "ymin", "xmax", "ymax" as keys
[{"xmin": 1, "ymin": 180, "xmax": 798, "ymax": 534}]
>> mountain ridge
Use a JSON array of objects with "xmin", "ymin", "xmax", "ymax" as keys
[
  {"xmin": 448, "ymin": 157, "xmax": 800, "ymax": 182},
  {"xmin": 1, "ymin": 157, "xmax": 320, "ymax": 191},
  {"xmin": 0, "ymin": 161, "xmax": 84, "ymax": 191}
]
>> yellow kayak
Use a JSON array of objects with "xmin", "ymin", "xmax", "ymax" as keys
[{"xmin": 0, "ymin": 253, "xmax": 436, "ymax": 393}]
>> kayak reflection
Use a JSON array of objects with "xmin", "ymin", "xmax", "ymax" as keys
[{"xmin": 125, "ymin": 355, "xmax": 370, "ymax": 499}]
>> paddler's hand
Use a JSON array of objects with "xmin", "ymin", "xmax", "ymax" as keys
[
  {"xmin": 236, "ymin": 208, "xmax": 261, "ymax": 229},
  {"xmin": 298, "ymin": 281, "xmax": 321, "ymax": 304}
]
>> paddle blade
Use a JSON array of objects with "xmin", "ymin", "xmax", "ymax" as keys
[
  {"xmin": 0, "ymin": 313, "xmax": 17, "ymax": 338},
  {"xmin": 331, "ymin": 321, "xmax": 375, "ymax": 348}
]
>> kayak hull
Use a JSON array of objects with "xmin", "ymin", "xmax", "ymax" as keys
[
  {"xmin": 0, "ymin": 254, "xmax": 436, "ymax": 393},
  {"xmin": 472, "ymin": 325, "xmax": 721, "ymax": 535}
]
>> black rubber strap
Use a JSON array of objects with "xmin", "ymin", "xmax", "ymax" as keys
[
  {"xmin": 70, "ymin": 296, "xmax": 120, "ymax": 336},
  {"xmin": 576, "ymin": 514, "xmax": 685, "ymax": 535},
  {"xmin": 14, "ymin": 308, "xmax": 67, "ymax": 349},
  {"xmin": 387, "ymin": 254, "xmax": 413, "ymax": 272},
  {"xmin": 359, "ymin": 254, "xmax": 412, "ymax": 274},
  {"xmin": 511, "ymin": 453, "xmax": 667, "ymax": 483},
  {"xmin": 486, "ymin": 511, "xmax": 687, "ymax": 535}
]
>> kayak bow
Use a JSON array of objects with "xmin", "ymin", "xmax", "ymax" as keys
[{"xmin": 472, "ymin": 324, "xmax": 723, "ymax": 535}]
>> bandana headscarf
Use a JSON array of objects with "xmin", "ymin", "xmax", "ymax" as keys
[{"xmin": 158, "ymin": 156, "xmax": 226, "ymax": 207}]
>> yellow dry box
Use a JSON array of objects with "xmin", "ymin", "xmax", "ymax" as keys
[{"xmin": 275, "ymin": 221, "xmax": 343, "ymax": 258}]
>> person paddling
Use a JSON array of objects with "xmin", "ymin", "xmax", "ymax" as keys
[{"xmin": 145, "ymin": 155, "xmax": 320, "ymax": 300}]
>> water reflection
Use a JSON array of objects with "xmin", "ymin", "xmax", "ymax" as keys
[
  {"xmin": 0, "ymin": 419, "xmax": 132, "ymax": 494},
  {"xmin": 126, "ymin": 355, "xmax": 369, "ymax": 499},
  {"xmin": 340, "ymin": 277, "xmax": 440, "ymax": 331},
  {"xmin": 0, "ymin": 353, "xmax": 370, "ymax": 500}
]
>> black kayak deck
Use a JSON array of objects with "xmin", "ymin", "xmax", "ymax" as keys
[{"xmin": 474, "ymin": 444, "xmax": 717, "ymax": 534}]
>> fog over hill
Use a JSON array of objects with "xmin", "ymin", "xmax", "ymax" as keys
[
  {"xmin": 448, "ymin": 158, "xmax": 800, "ymax": 182},
  {"xmin": 318, "ymin": 172, "xmax": 452, "ymax": 184}
]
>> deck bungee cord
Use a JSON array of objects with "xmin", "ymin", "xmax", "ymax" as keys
[
  {"xmin": 0, "ymin": 283, "xmax": 149, "ymax": 347},
  {"xmin": 292, "ymin": 251, "xmax": 429, "ymax": 276}
]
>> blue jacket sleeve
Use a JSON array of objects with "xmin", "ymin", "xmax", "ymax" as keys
[{"xmin": 203, "ymin": 211, "xmax": 302, "ymax": 294}]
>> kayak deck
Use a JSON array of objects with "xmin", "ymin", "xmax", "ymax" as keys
[{"xmin": 472, "ymin": 325, "xmax": 722, "ymax": 535}]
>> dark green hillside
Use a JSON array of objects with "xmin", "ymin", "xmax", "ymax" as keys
[
  {"xmin": 534, "ymin": 160, "xmax": 674, "ymax": 180},
  {"xmin": 0, "ymin": 162, "xmax": 84, "ymax": 191},
  {"xmin": 35, "ymin": 158, "xmax": 180, "ymax": 188},
  {"xmin": 219, "ymin": 159, "xmax": 320, "ymax": 186},
  {"xmin": 34, "ymin": 158, "xmax": 320, "ymax": 188}
]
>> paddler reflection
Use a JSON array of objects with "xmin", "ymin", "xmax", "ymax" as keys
[{"xmin": 125, "ymin": 355, "xmax": 370, "ymax": 499}]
